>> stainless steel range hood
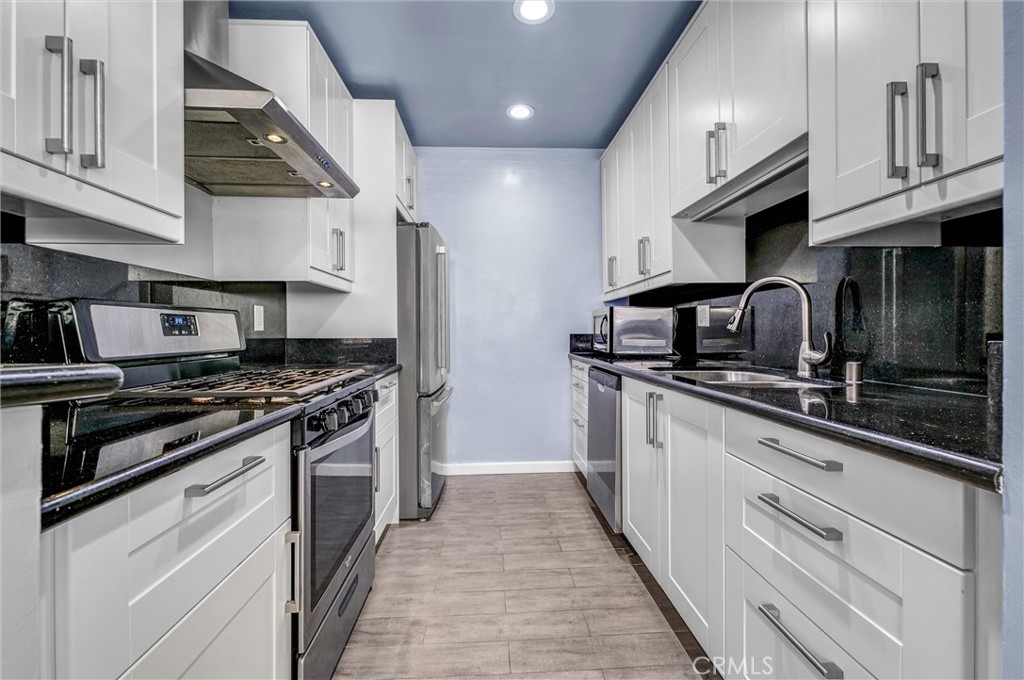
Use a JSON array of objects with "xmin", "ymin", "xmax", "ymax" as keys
[{"xmin": 182, "ymin": 2, "xmax": 358, "ymax": 199}]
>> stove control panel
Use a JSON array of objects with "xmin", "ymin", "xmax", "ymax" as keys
[{"xmin": 160, "ymin": 313, "xmax": 200, "ymax": 337}]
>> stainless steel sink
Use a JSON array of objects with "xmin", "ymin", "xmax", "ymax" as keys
[{"xmin": 662, "ymin": 370, "xmax": 833, "ymax": 389}]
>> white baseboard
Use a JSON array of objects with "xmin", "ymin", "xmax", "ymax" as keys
[{"xmin": 435, "ymin": 460, "xmax": 577, "ymax": 476}]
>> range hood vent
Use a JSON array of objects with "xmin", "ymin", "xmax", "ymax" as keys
[
  {"xmin": 183, "ymin": 50, "xmax": 359, "ymax": 199},
  {"xmin": 676, "ymin": 135, "xmax": 808, "ymax": 223}
]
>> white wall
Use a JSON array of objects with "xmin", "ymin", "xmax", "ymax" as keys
[
  {"xmin": 286, "ymin": 100, "xmax": 399, "ymax": 338},
  {"xmin": 416, "ymin": 147, "xmax": 602, "ymax": 466}
]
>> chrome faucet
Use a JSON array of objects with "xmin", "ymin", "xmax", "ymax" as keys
[{"xmin": 725, "ymin": 276, "xmax": 833, "ymax": 379}]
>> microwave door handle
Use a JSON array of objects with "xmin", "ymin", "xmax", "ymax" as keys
[{"xmin": 599, "ymin": 316, "xmax": 608, "ymax": 344}]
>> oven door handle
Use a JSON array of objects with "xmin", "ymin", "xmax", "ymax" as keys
[{"xmin": 308, "ymin": 414, "xmax": 374, "ymax": 463}]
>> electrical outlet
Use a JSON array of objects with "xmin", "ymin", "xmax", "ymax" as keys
[{"xmin": 253, "ymin": 305, "xmax": 265, "ymax": 332}]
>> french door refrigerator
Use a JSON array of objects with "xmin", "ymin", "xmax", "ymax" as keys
[{"xmin": 397, "ymin": 222, "xmax": 452, "ymax": 519}]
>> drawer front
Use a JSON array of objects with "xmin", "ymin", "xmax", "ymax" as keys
[
  {"xmin": 725, "ymin": 549, "xmax": 874, "ymax": 680},
  {"xmin": 571, "ymin": 360, "xmax": 589, "ymax": 381},
  {"xmin": 724, "ymin": 409, "xmax": 975, "ymax": 568},
  {"xmin": 726, "ymin": 455, "xmax": 975, "ymax": 680},
  {"xmin": 572, "ymin": 376, "xmax": 589, "ymax": 414},
  {"xmin": 375, "ymin": 375, "xmax": 399, "ymax": 433}
]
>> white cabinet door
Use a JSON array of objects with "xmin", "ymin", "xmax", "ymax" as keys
[
  {"xmin": 307, "ymin": 38, "xmax": 330, "ymax": 151},
  {"xmin": 808, "ymin": 0, "xmax": 920, "ymax": 220},
  {"xmin": 646, "ymin": 66, "xmax": 672, "ymax": 279},
  {"xmin": 601, "ymin": 140, "xmax": 621, "ymax": 292},
  {"xmin": 661, "ymin": 392, "xmax": 711, "ymax": 652},
  {"xmin": 395, "ymin": 113, "xmax": 417, "ymax": 218},
  {"xmin": 621, "ymin": 378, "xmax": 662, "ymax": 578},
  {"xmin": 630, "ymin": 91, "xmax": 652, "ymax": 283},
  {"xmin": 121, "ymin": 525, "xmax": 289, "ymax": 680},
  {"xmin": 718, "ymin": 0, "xmax": 807, "ymax": 180},
  {"xmin": 405, "ymin": 139, "xmax": 418, "ymax": 219},
  {"xmin": 571, "ymin": 413, "xmax": 588, "ymax": 477},
  {"xmin": 615, "ymin": 122, "xmax": 638, "ymax": 288},
  {"xmin": 374, "ymin": 418, "xmax": 398, "ymax": 543},
  {"xmin": 0, "ymin": 0, "xmax": 67, "ymax": 172},
  {"xmin": 668, "ymin": 2, "xmax": 720, "ymax": 217},
  {"xmin": 918, "ymin": 0, "xmax": 968, "ymax": 184},
  {"xmin": 965, "ymin": 0, "xmax": 1003, "ymax": 166}
]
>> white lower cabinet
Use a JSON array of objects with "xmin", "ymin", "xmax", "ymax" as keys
[
  {"xmin": 41, "ymin": 425, "xmax": 293, "ymax": 680},
  {"xmin": 619, "ymin": 377, "xmax": 1000, "ymax": 677},
  {"xmin": 621, "ymin": 378, "xmax": 724, "ymax": 658},
  {"xmin": 120, "ymin": 522, "xmax": 291, "ymax": 680},
  {"xmin": 570, "ymin": 360, "xmax": 589, "ymax": 477},
  {"xmin": 374, "ymin": 375, "xmax": 400, "ymax": 543}
]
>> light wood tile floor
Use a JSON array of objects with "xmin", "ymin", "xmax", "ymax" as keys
[{"xmin": 334, "ymin": 473, "xmax": 701, "ymax": 680}]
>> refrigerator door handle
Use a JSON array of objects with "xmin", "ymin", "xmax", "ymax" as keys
[
  {"xmin": 437, "ymin": 246, "xmax": 449, "ymax": 372},
  {"xmin": 431, "ymin": 386, "xmax": 454, "ymax": 413}
]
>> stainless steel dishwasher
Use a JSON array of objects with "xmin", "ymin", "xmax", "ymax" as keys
[{"xmin": 586, "ymin": 367, "xmax": 621, "ymax": 533}]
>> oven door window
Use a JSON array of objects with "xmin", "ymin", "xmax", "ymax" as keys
[{"xmin": 308, "ymin": 414, "xmax": 373, "ymax": 609}]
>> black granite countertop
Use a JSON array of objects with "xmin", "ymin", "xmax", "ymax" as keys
[
  {"xmin": 1, "ymin": 363, "xmax": 124, "ymax": 406},
  {"xmin": 570, "ymin": 353, "xmax": 1002, "ymax": 492},
  {"xmin": 40, "ymin": 363, "xmax": 401, "ymax": 528}
]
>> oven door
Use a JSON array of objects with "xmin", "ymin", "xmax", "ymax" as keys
[{"xmin": 296, "ymin": 412, "xmax": 374, "ymax": 654}]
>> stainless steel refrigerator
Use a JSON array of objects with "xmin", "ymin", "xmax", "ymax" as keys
[{"xmin": 397, "ymin": 222, "xmax": 452, "ymax": 519}]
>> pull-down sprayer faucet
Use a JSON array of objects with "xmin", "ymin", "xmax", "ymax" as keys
[{"xmin": 725, "ymin": 276, "xmax": 833, "ymax": 379}]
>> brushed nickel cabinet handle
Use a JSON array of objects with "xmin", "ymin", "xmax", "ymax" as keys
[
  {"xmin": 185, "ymin": 456, "xmax": 266, "ymax": 498},
  {"xmin": 714, "ymin": 122, "xmax": 727, "ymax": 178},
  {"xmin": 758, "ymin": 604, "xmax": 844, "ymax": 679},
  {"xmin": 373, "ymin": 446, "xmax": 380, "ymax": 493},
  {"xmin": 916, "ymin": 62, "xmax": 940, "ymax": 168},
  {"xmin": 756, "ymin": 437, "xmax": 843, "ymax": 471},
  {"xmin": 45, "ymin": 36, "xmax": 73, "ymax": 155},
  {"xmin": 705, "ymin": 129, "xmax": 716, "ymax": 184},
  {"xmin": 757, "ymin": 493, "xmax": 843, "ymax": 542},
  {"xmin": 79, "ymin": 59, "xmax": 105, "ymax": 168},
  {"xmin": 886, "ymin": 81, "xmax": 909, "ymax": 179},
  {"xmin": 608, "ymin": 256, "xmax": 617, "ymax": 287}
]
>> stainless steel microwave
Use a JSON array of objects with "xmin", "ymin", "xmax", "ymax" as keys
[{"xmin": 592, "ymin": 307, "xmax": 675, "ymax": 355}]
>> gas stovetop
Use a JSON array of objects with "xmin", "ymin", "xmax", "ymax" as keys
[{"xmin": 115, "ymin": 367, "xmax": 366, "ymax": 401}]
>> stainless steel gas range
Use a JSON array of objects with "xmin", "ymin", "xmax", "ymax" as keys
[{"xmin": 8, "ymin": 298, "xmax": 379, "ymax": 680}]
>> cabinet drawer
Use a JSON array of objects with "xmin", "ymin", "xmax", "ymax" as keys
[
  {"xmin": 725, "ymin": 455, "xmax": 975, "ymax": 680},
  {"xmin": 571, "ymin": 360, "xmax": 589, "ymax": 380},
  {"xmin": 572, "ymin": 376, "xmax": 589, "ymax": 414},
  {"xmin": 725, "ymin": 549, "xmax": 873, "ymax": 680},
  {"xmin": 724, "ymin": 409, "xmax": 975, "ymax": 568},
  {"xmin": 375, "ymin": 375, "xmax": 399, "ymax": 433}
]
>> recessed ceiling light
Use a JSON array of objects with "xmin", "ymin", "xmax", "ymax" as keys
[
  {"xmin": 507, "ymin": 104, "xmax": 535, "ymax": 120},
  {"xmin": 317, "ymin": 180, "xmax": 334, "ymax": 188},
  {"xmin": 264, "ymin": 133, "xmax": 287, "ymax": 144},
  {"xmin": 513, "ymin": 0, "xmax": 554, "ymax": 25}
]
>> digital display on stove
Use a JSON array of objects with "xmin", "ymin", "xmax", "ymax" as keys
[{"xmin": 160, "ymin": 313, "xmax": 200, "ymax": 337}]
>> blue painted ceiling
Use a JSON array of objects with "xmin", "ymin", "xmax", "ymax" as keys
[{"xmin": 228, "ymin": 1, "xmax": 700, "ymax": 148}]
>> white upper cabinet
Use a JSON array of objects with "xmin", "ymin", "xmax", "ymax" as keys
[
  {"xmin": 395, "ymin": 112, "xmax": 418, "ymax": 221},
  {"xmin": 668, "ymin": 0, "xmax": 807, "ymax": 218},
  {"xmin": 717, "ymin": 0, "xmax": 807, "ymax": 180},
  {"xmin": 2, "ymin": 0, "xmax": 184, "ymax": 243},
  {"xmin": 217, "ymin": 20, "xmax": 355, "ymax": 291},
  {"xmin": 808, "ymin": 0, "xmax": 1003, "ymax": 245},
  {"xmin": 668, "ymin": 2, "xmax": 720, "ymax": 216},
  {"xmin": 601, "ymin": 139, "xmax": 621, "ymax": 290}
]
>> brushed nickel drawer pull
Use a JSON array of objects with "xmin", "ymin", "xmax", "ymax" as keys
[
  {"xmin": 758, "ymin": 604, "xmax": 844, "ymax": 679},
  {"xmin": 184, "ymin": 456, "xmax": 266, "ymax": 497},
  {"xmin": 757, "ymin": 493, "xmax": 843, "ymax": 542},
  {"xmin": 757, "ymin": 437, "xmax": 843, "ymax": 471}
]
